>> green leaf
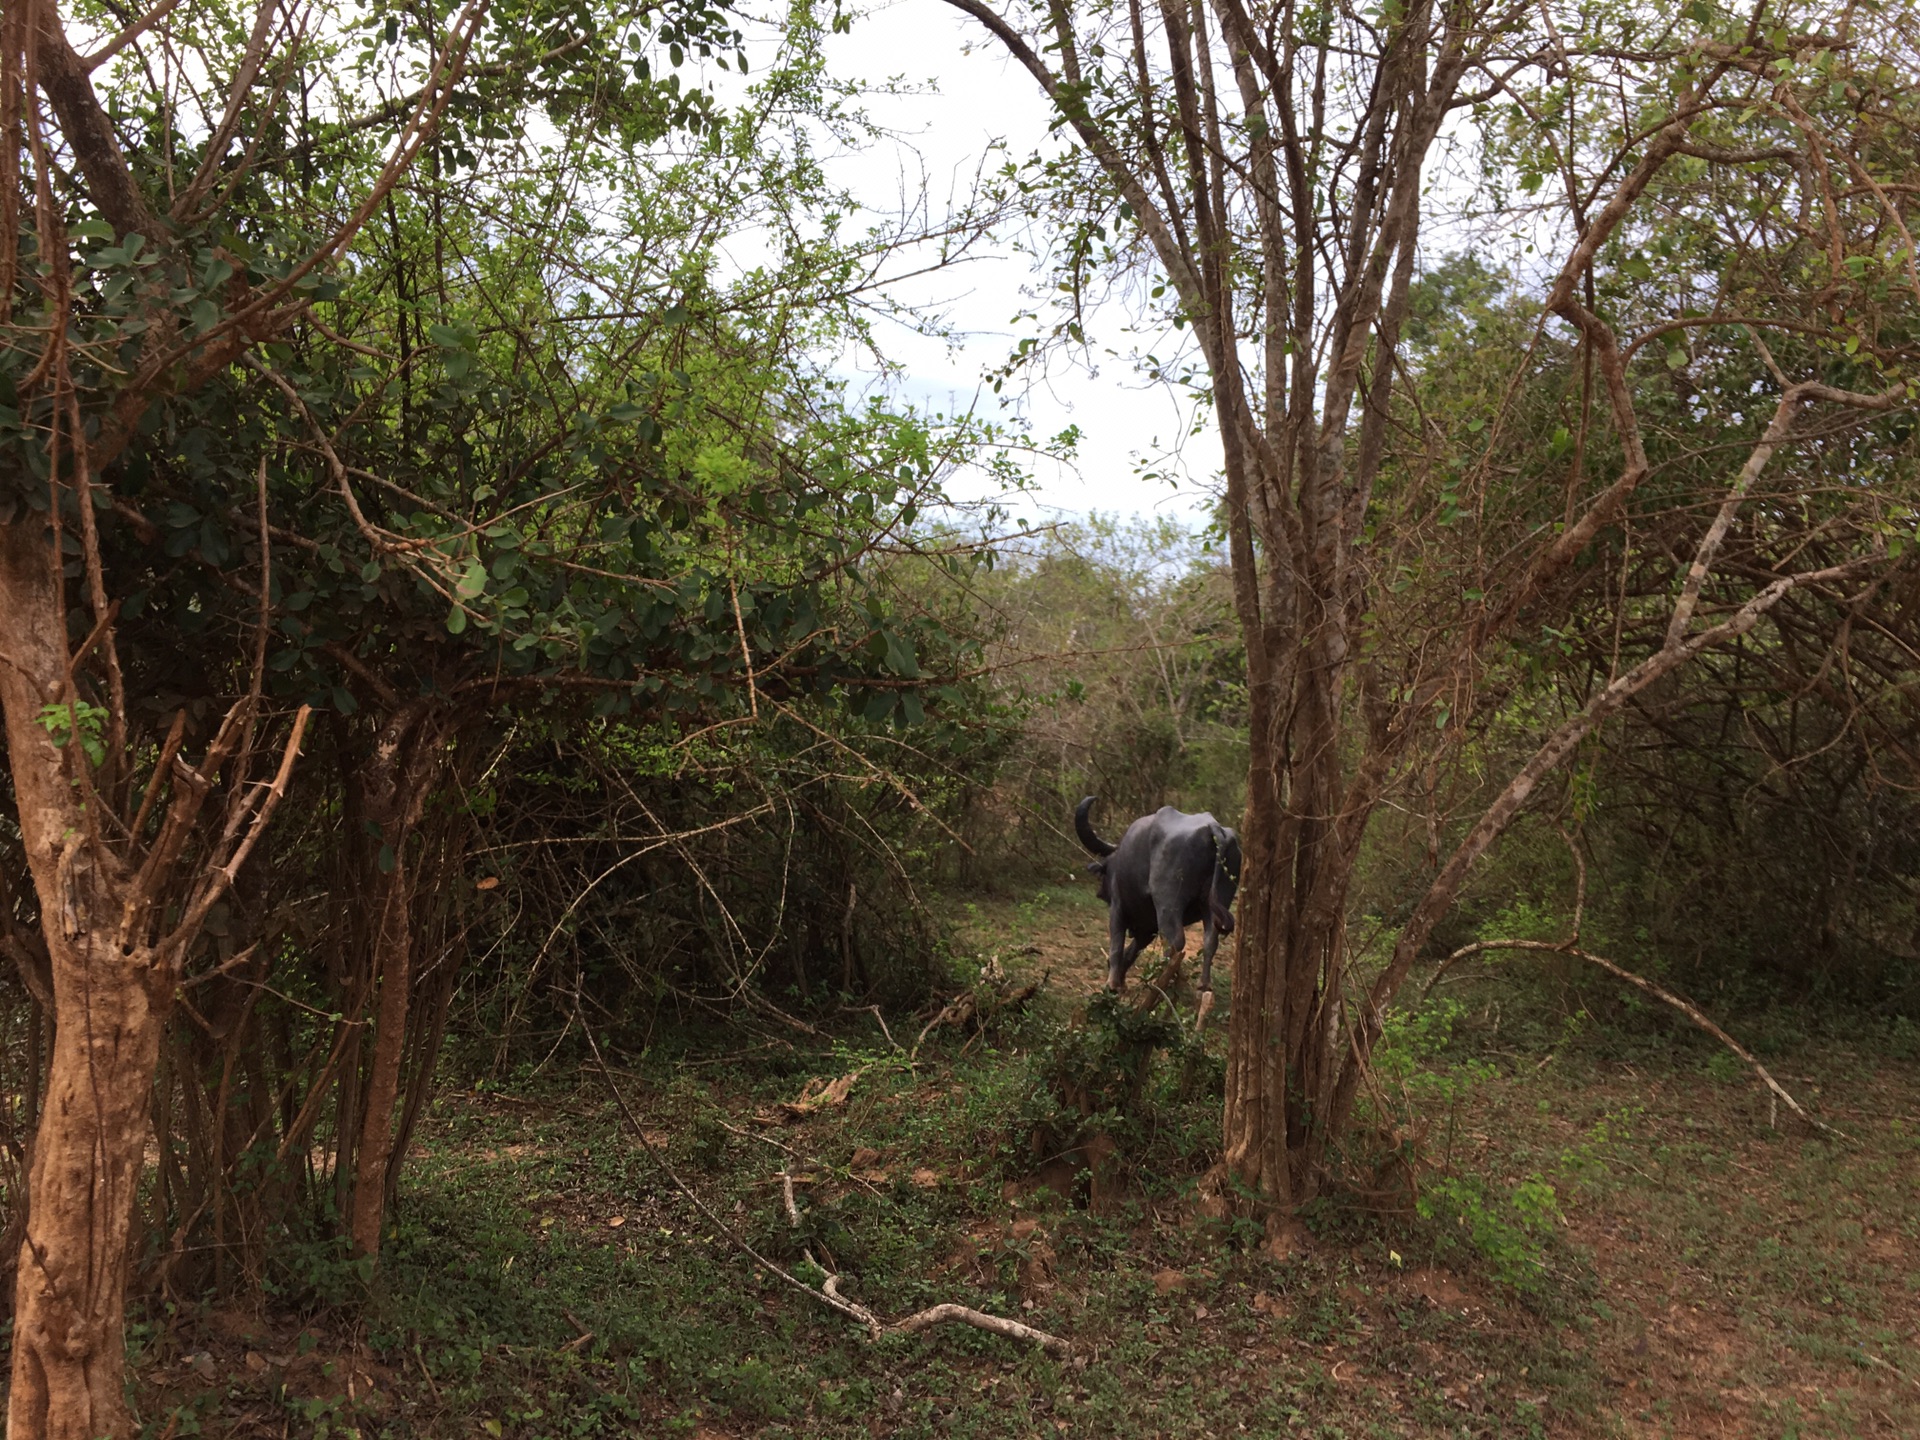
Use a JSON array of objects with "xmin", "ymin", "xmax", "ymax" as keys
[
  {"xmin": 456, "ymin": 560, "xmax": 487, "ymax": 599},
  {"xmin": 446, "ymin": 604, "xmax": 469, "ymax": 634},
  {"xmin": 883, "ymin": 631, "xmax": 919, "ymax": 678}
]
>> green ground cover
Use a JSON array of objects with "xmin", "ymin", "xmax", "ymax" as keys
[{"xmin": 135, "ymin": 888, "xmax": 1920, "ymax": 1439}]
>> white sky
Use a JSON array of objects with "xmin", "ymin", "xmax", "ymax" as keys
[{"xmin": 812, "ymin": 1, "xmax": 1225, "ymax": 526}]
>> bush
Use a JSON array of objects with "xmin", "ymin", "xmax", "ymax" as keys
[
  {"xmin": 1013, "ymin": 993, "xmax": 1220, "ymax": 1200},
  {"xmin": 1416, "ymin": 1173, "xmax": 1563, "ymax": 1294}
]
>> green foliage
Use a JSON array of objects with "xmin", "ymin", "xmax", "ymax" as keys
[
  {"xmin": 35, "ymin": 700, "xmax": 109, "ymax": 767},
  {"xmin": 1370, "ymin": 998, "xmax": 1497, "ymax": 1115},
  {"xmin": 1554, "ymin": 1105, "xmax": 1643, "ymax": 1199},
  {"xmin": 950, "ymin": 515, "xmax": 1247, "ymax": 884},
  {"xmin": 1015, "ymin": 992, "xmax": 1221, "ymax": 1192},
  {"xmin": 1415, "ymin": 1173, "xmax": 1562, "ymax": 1295},
  {"xmin": 0, "ymin": 0, "xmax": 1028, "ymax": 1320}
]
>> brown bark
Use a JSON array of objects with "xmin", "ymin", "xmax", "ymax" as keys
[
  {"xmin": 0, "ymin": 510, "xmax": 308, "ymax": 1437},
  {"xmin": 340, "ymin": 704, "xmax": 448, "ymax": 1260},
  {"xmin": 0, "ymin": 512, "xmax": 157, "ymax": 1439},
  {"xmin": 8, "ymin": 936, "xmax": 166, "ymax": 1440},
  {"xmin": 348, "ymin": 863, "xmax": 422, "ymax": 1257}
]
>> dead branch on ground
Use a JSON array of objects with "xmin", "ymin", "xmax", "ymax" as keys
[
  {"xmin": 779, "ymin": 1167, "xmax": 1071, "ymax": 1357},
  {"xmin": 578, "ymin": 1010, "xmax": 1071, "ymax": 1357}
]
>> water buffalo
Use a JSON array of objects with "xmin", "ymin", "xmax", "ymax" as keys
[{"xmin": 1074, "ymin": 796, "xmax": 1241, "ymax": 994}]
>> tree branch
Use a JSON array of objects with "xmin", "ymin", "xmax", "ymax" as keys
[{"xmin": 1420, "ymin": 938, "xmax": 1843, "ymax": 1139}]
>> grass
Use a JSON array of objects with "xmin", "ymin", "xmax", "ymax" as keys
[{"xmin": 131, "ymin": 884, "xmax": 1920, "ymax": 1438}]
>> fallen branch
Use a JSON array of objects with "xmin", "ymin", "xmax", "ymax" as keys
[
  {"xmin": 756, "ymin": 1069, "xmax": 863, "ymax": 1125},
  {"xmin": 781, "ymin": 1168, "xmax": 1072, "ymax": 1358},
  {"xmin": 911, "ymin": 958, "xmax": 1039, "ymax": 1055},
  {"xmin": 560, "ymin": 1309, "xmax": 594, "ymax": 1353},
  {"xmin": 578, "ymin": 1009, "xmax": 1071, "ymax": 1357},
  {"xmin": 888, "ymin": 1303, "xmax": 1075, "ymax": 1353},
  {"xmin": 714, "ymin": 1117, "xmax": 889, "ymax": 1198},
  {"xmin": 914, "ymin": 991, "xmax": 978, "ymax": 1050},
  {"xmin": 1421, "ymin": 938, "xmax": 1844, "ymax": 1140},
  {"xmin": 855, "ymin": 1003, "xmax": 902, "ymax": 1053}
]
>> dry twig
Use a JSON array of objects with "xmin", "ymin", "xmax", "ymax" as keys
[
  {"xmin": 779, "ymin": 1166, "xmax": 1071, "ymax": 1357},
  {"xmin": 578, "ymin": 1008, "xmax": 1070, "ymax": 1357}
]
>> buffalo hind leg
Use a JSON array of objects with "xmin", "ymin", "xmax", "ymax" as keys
[
  {"xmin": 1193, "ymin": 918, "xmax": 1224, "ymax": 1029},
  {"xmin": 1152, "ymin": 903, "xmax": 1188, "ymax": 993},
  {"xmin": 1197, "ymin": 915, "xmax": 1222, "ymax": 994},
  {"xmin": 1107, "ymin": 909, "xmax": 1145, "ymax": 991}
]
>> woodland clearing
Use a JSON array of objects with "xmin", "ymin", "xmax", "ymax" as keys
[{"xmin": 121, "ymin": 886, "xmax": 1920, "ymax": 1439}]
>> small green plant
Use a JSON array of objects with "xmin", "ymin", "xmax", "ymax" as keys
[
  {"xmin": 1417, "ymin": 1172, "xmax": 1562, "ymax": 1293},
  {"xmin": 264, "ymin": 1225, "xmax": 375, "ymax": 1308},
  {"xmin": 1704, "ymin": 1048, "xmax": 1746, "ymax": 1084},
  {"xmin": 1012, "ymin": 991, "xmax": 1211, "ymax": 1192},
  {"xmin": 1557, "ymin": 1105, "xmax": 1643, "ymax": 1197},
  {"xmin": 1889, "ymin": 1015, "xmax": 1920, "ymax": 1062},
  {"xmin": 284, "ymin": 1393, "xmax": 359, "ymax": 1440},
  {"xmin": 1368, "ymin": 998, "xmax": 1497, "ymax": 1149},
  {"xmin": 37, "ymin": 699, "xmax": 109, "ymax": 766}
]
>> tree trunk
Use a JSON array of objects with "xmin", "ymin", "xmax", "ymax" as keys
[
  {"xmin": 7, "ymin": 931, "xmax": 167, "ymax": 1438},
  {"xmin": 339, "ymin": 704, "xmax": 447, "ymax": 1261},
  {"xmin": 0, "ymin": 520, "xmax": 161, "ymax": 1440},
  {"xmin": 347, "ymin": 859, "xmax": 423, "ymax": 1257},
  {"xmin": 1215, "ymin": 632, "xmax": 1372, "ymax": 1217}
]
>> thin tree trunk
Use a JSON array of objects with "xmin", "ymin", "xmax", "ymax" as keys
[
  {"xmin": 349, "ymin": 863, "xmax": 421, "ymax": 1256},
  {"xmin": 1217, "ymin": 696, "xmax": 1292, "ymax": 1205},
  {"xmin": 387, "ymin": 947, "xmax": 459, "ymax": 1208},
  {"xmin": 341, "ymin": 705, "xmax": 446, "ymax": 1260},
  {"xmin": 7, "ymin": 932, "xmax": 166, "ymax": 1438},
  {"xmin": 0, "ymin": 521, "xmax": 161, "ymax": 1439}
]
